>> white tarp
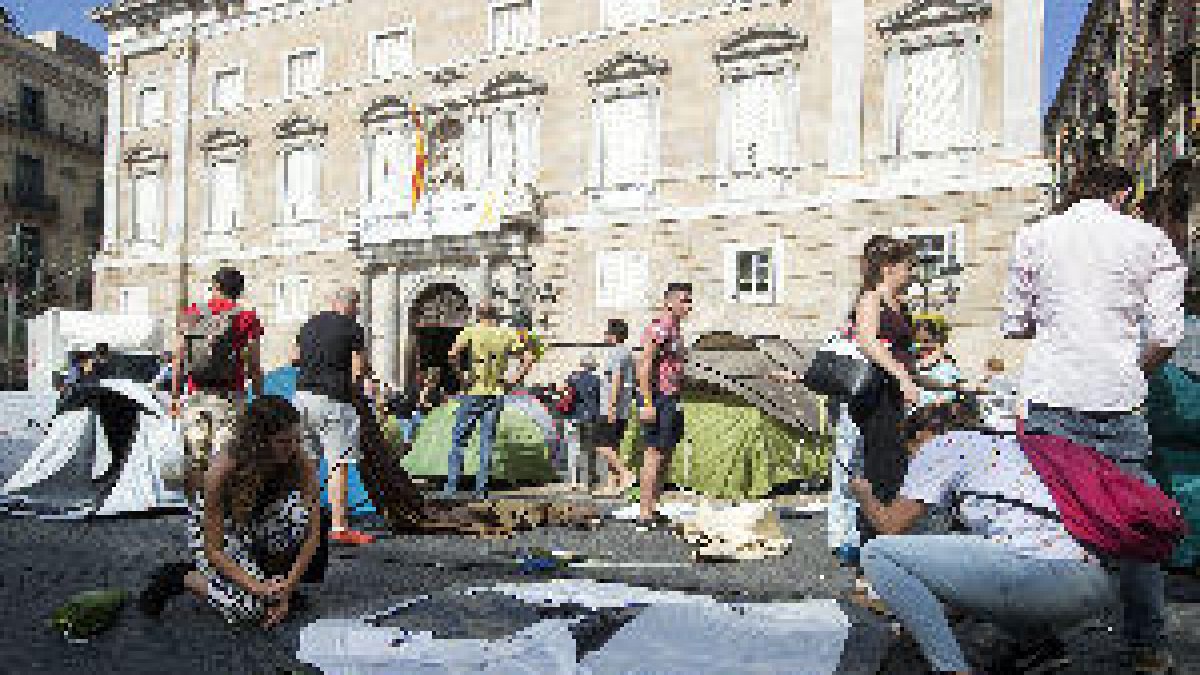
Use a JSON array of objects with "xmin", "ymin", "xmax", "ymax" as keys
[
  {"xmin": 1, "ymin": 409, "xmax": 94, "ymax": 495},
  {"xmin": 298, "ymin": 581, "xmax": 852, "ymax": 675},
  {"xmin": 2, "ymin": 380, "xmax": 185, "ymax": 516}
]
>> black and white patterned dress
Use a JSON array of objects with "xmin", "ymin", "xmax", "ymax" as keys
[{"xmin": 186, "ymin": 489, "xmax": 311, "ymax": 625}]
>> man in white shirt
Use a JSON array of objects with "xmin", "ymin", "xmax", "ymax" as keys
[{"xmin": 1003, "ymin": 164, "xmax": 1186, "ymax": 675}]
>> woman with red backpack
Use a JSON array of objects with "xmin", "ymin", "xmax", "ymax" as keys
[{"xmin": 847, "ymin": 402, "xmax": 1180, "ymax": 674}]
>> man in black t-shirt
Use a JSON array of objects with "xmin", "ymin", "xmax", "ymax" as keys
[{"xmin": 294, "ymin": 288, "xmax": 374, "ymax": 546}]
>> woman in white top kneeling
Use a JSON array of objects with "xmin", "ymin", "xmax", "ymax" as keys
[{"xmin": 849, "ymin": 404, "xmax": 1116, "ymax": 675}]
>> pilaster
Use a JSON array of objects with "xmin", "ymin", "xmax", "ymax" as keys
[
  {"xmin": 829, "ymin": 0, "xmax": 865, "ymax": 175},
  {"xmin": 103, "ymin": 55, "xmax": 126, "ymax": 253}
]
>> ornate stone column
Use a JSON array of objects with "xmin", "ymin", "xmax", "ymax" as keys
[
  {"xmin": 168, "ymin": 34, "xmax": 195, "ymax": 247},
  {"xmin": 370, "ymin": 266, "xmax": 399, "ymax": 385}
]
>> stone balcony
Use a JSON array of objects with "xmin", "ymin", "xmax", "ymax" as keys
[{"xmin": 356, "ymin": 183, "xmax": 538, "ymax": 246}]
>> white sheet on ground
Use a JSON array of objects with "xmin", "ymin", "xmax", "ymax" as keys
[
  {"xmin": 299, "ymin": 581, "xmax": 852, "ymax": 675},
  {"xmin": 2, "ymin": 409, "xmax": 94, "ymax": 495}
]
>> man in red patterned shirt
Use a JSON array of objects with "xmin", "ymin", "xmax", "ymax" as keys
[{"xmin": 635, "ymin": 282, "xmax": 692, "ymax": 528}]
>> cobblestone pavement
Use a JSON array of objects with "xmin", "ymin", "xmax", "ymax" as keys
[{"xmin": 1, "ymin": 508, "xmax": 1198, "ymax": 675}]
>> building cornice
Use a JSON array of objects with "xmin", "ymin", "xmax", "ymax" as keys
[
  {"xmin": 876, "ymin": 0, "xmax": 993, "ymax": 35},
  {"xmin": 118, "ymin": 0, "xmax": 795, "ymax": 136}
]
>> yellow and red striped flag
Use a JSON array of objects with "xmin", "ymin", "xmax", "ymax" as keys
[{"xmin": 411, "ymin": 104, "xmax": 426, "ymax": 208}]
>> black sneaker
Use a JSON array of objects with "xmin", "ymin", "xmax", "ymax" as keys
[
  {"xmin": 634, "ymin": 514, "xmax": 673, "ymax": 532},
  {"xmin": 137, "ymin": 562, "xmax": 194, "ymax": 617},
  {"xmin": 990, "ymin": 636, "xmax": 1072, "ymax": 675}
]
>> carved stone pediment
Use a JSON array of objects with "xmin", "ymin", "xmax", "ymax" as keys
[
  {"xmin": 714, "ymin": 25, "xmax": 808, "ymax": 64},
  {"xmin": 199, "ymin": 128, "xmax": 249, "ymax": 152},
  {"xmin": 587, "ymin": 51, "xmax": 669, "ymax": 85},
  {"xmin": 361, "ymin": 95, "xmax": 418, "ymax": 124},
  {"xmin": 123, "ymin": 144, "xmax": 167, "ymax": 164},
  {"xmin": 275, "ymin": 115, "xmax": 328, "ymax": 139},
  {"xmin": 877, "ymin": 0, "xmax": 992, "ymax": 34},
  {"xmin": 477, "ymin": 71, "xmax": 547, "ymax": 104}
]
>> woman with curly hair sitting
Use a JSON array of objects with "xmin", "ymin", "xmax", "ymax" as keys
[{"xmin": 139, "ymin": 395, "xmax": 323, "ymax": 629}]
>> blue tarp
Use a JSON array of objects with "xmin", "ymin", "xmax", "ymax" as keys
[{"xmin": 255, "ymin": 367, "xmax": 376, "ymax": 516}]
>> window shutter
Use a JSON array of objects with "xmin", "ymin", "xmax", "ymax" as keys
[
  {"xmin": 723, "ymin": 245, "xmax": 738, "ymax": 302},
  {"xmin": 515, "ymin": 105, "xmax": 539, "ymax": 187},
  {"xmin": 491, "ymin": 109, "xmax": 516, "ymax": 186},
  {"xmin": 729, "ymin": 77, "xmax": 755, "ymax": 172},
  {"xmin": 595, "ymin": 251, "xmax": 619, "ymax": 308},
  {"xmin": 304, "ymin": 148, "xmax": 320, "ymax": 217},
  {"xmin": 625, "ymin": 251, "xmax": 649, "ymax": 308},
  {"xmin": 903, "ymin": 46, "xmax": 964, "ymax": 154},
  {"xmin": 464, "ymin": 115, "xmax": 486, "ymax": 191},
  {"xmin": 772, "ymin": 240, "xmax": 785, "ymax": 303}
]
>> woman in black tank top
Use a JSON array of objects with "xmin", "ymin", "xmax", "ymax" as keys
[{"xmin": 848, "ymin": 236, "xmax": 921, "ymax": 552}]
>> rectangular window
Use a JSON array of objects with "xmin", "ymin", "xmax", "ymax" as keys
[
  {"xmin": 368, "ymin": 128, "xmax": 414, "ymax": 206},
  {"xmin": 286, "ymin": 49, "xmax": 321, "ymax": 95},
  {"xmin": 600, "ymin": 94, "xmax": 653, "ymax": 187},
  {"xmin": 283, "ymin": 146, "xmax": 319, "ymax": 220},
  {"xmin": 136, "ymin": 84, "xmax": 165, "ymax": 125},
  {"xmin": 893, "ymin": 225, "xmax": 964, "ymax": 307},
  {"xmin": 728, "ymin": 71, "xmax": 789, "ymax": 174},
  {"xmin": 370, "ymin": 29, "xmax": 413, "ymax": 77},
  {"xmin": 490, "ymin": 1, "xmax": 536, "ymax": 52},
  {"xmin": 208, "ymin": 158, "xmax": 241, "ymax": 233},
  {"xmin": 211, "ymin": 68, "xmax": 244, "ymax": 110},
  {"xmin": 595, "ymin": 250, "xmax": 649, "ymax": 309},
  {"xmin": 723, "ymin": 245, "xmax": 777, "ymax": 304},
  {"xmin": 14, "ymin": 154, "xmax": 45, "ymax": 200},
  {"xmin": 19, "ymin": 85, "xmax": 46, "ymax": 131},
  {"xmin": 899, "ymin": 44, "xmax": 967, "ymax": 155},
  {"xmin": 604, "ymin": 0, "xmax": 659, "ymax": 27},
  {"xmin": 274, "ymin": 276, "xmax": 311, "ymax": 323},
  {"xmin": 118, "ymin": 286, "xmax": 149, "ymax": 315},
  {"xmin": 132, "ymin": 171, "xmax": 162, "ymax": 242}
]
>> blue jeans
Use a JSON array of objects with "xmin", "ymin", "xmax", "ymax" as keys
[
  {"xmin": 863, "ymin": 535, "xmax": 1116, "ymax": 672},
  {"xmin": 1025, "ymin": 404, "xmax": 1167, "ymax": 650},
  {"xmin": 400, "ymin": 411, "xmax": 424, "ymax": 443},
  {"xmin": 446, "ymin": 395, "xmax": 504, "ymax": 494}
]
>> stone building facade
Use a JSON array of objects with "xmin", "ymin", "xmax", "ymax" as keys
[
  {"xmin": 91, "ymin": 0, "xmax": 1047, "ymax": 387},
  {"xmin": 1044, "ymin": 0, "xmax": 1196, "ymax": 304},
  {"xmin": 0, "ymin": 19, "xmax": 106, "ymax": 387}
]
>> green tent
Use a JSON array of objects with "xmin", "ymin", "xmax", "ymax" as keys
[
  {"xmin": 400, "ymin": 399, "xmax": 557, "ymax": 482},
  {"xmin": 618, "ymin": 392, "xmax": 830, "ymax": 501}
]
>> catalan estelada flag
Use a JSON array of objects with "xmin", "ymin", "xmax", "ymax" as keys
[{"xmin": 411, "ymin": 104, "xmax": 426, "ymax": 208}]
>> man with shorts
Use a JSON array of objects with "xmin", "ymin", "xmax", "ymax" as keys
[
  {"xmin": 636, "ymin": 283, "xmax": 692, "ymax": 528},
  {"xmin": 595, "ymin": 319, "xmax": 637, "ymax": 495},
  {"xmin": 295, "ymin": 288, "xmax": 373, "ymax": 546}
]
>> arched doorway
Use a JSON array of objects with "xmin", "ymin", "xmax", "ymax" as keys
[{"xmin": 408, "ymin": 283, "xmax": 470, "ymax": 392}]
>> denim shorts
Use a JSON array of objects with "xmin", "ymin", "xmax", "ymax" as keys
[{"xmin": 641, "ymin": 393, "xmax": 685, "ymax": 451}]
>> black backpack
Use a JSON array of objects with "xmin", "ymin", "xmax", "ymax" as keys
[{"xmin": 181, "ymin": 304, "xmax": 241, "ymax": 387}]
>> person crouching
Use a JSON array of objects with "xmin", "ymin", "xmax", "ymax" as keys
[
  {"xmin": 849, "ymin": 403, "xmax": 1116, "ymax": 675},
  {"xmin": 139, "ymin": 395, "xmax": 323, "ymax": 629}
]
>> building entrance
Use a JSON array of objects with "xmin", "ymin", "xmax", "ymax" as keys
[{"xmin": 408, "ymin": 283, "xmax": 470, "ymax": 393}]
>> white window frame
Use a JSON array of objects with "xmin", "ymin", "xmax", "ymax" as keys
[
  {"xmin": 892, "ymin": 224, "xmax": 966, "ymax": 302},
  {"xmin": 205, "ymin": 151, "xmax": 244, "ymax": 235},
  {"xmin": 129, "ymin": 164, "xmax": 165, "ymax": 244},
  {"xmin": 284, "ymin": 46, "xmax": 324, "ymax": 97},
  {"xmin": 117, "ymin": 286, "xmax": 150, "ymax": 315},
  {"xmin": 722, "ymin": 240, "xmax": 785, "ymax": 305},
  {"xmin": 604, "ymin": 0, "xmax": 660, "ymax": 27},
  {"xmin": 274, "ymin": 276, "xmax": 311, "ymax": 323},
  {"xmin": 590, "ymin": 79, "xmax": 661, "ymax": 209},
  {"xmin": 134, "ymin": 78, "xmax": 166, "ymax": 126},
  {"xmin": 368, "ymin": 26, "xmax": 414, "ymax": 78},
  {"xmin": 488, "ymin": 0, "xmax": 539, "ymax": 52},
  {"xmin": 595, "ymin": 249, "xmax": 650, "ymax": 309},
  {"xmin": 278, "ymin": 140, "xmax": 323, "ymax": 224},
  {"xmin": 209, "ymin": 64, "xmax": 245, "ymax": 111},
  {"xmin": 363, "ymin": 121, "xmax": 416, "ymax": 210},
  {"xmin": 477, "ymin": 99, "xmax": 540, "ymax": 189},
  {"xmin": 883, "ymin": 28, "xmax": 982, "ymax": 159}
]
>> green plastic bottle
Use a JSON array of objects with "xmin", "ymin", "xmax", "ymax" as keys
[{"xmin": 47, "ymin": 589, "xmax": 129, "ymax": 640}]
